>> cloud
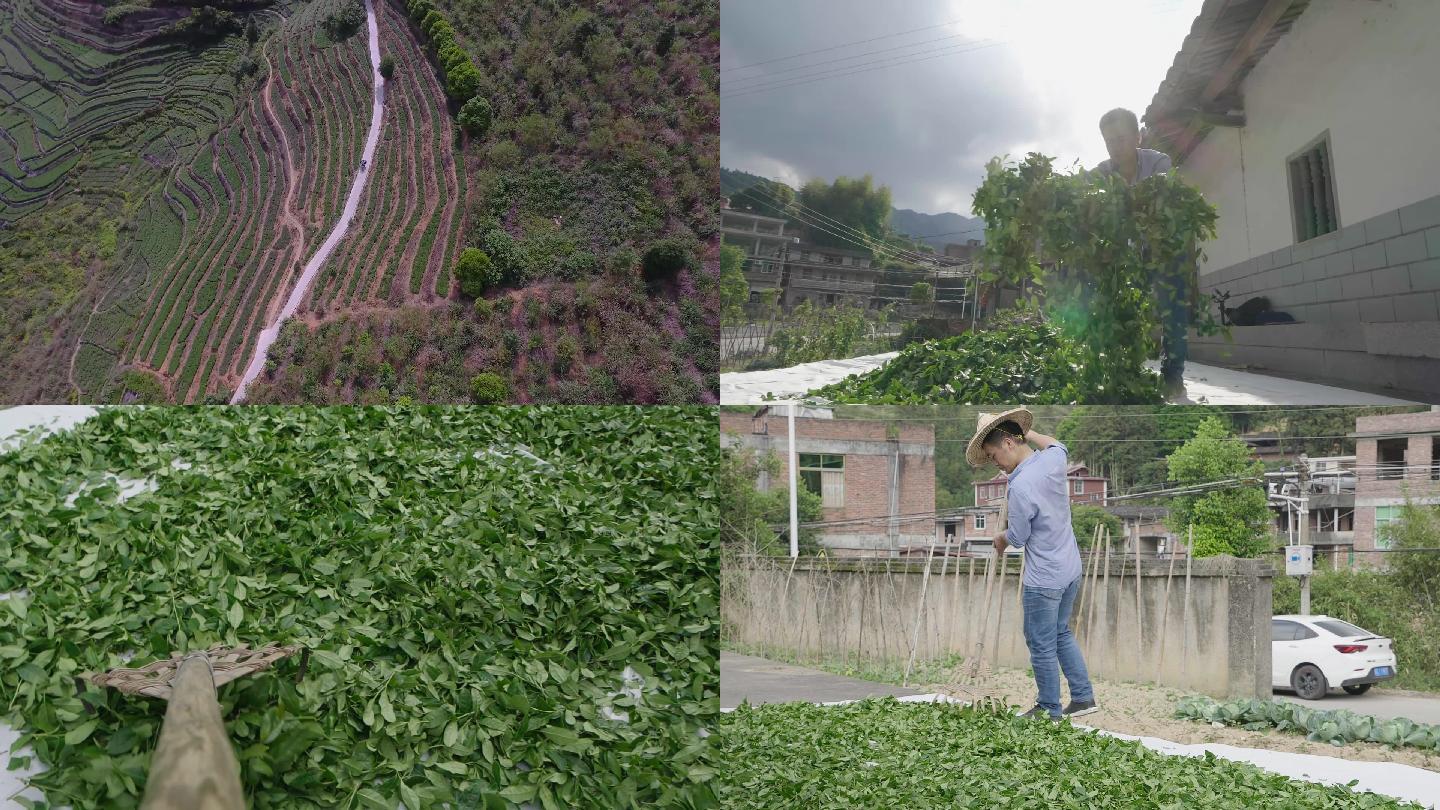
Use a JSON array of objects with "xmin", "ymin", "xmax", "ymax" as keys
[{"xmin": 721, "ymin": 0, "xmax": 1202, "ymax": 213}]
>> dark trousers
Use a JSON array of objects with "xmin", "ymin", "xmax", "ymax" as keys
[{"xmin": 1156, "ymin": 255, "xmax": 1190, "ymax": 381}]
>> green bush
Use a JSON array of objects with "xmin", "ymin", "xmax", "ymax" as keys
[
  {"xmin": 641, "ymin": 237, "xmax": 694, "ymax": 283},
  {"xmin": 487, "ymin": 140, "xmax": 522, "ymax": 168},
  {"xmin": 379, "ymin": 54, "xmax": 395, "ymax": 79},
  {"xmin": 455, "ymin": 247, "xmax": 496, "ymax": 298},
  {"xmin": 469, "ymin": 372, "xmax": 508, "ymax": 403},
  {"xmin": 554, "ymin": 334, "xmax": 579, "ymax": 376},
  {"xmin": 459, "ymin": 97, "xmax": 493, "ymax": 137}
]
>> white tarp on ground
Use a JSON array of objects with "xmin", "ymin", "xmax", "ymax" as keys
[
  {"xmin": 721, "ymin": 693, "xmax": 1440, "ymax": 809},
  {"xmin": 720, "ymin": 356, "xmax": 1419, "ymax": 406}
]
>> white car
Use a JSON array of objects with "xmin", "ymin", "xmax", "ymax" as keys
[{"xmin": 1272, "ymin": 614, "xmax": 1397, "ymax": 700}]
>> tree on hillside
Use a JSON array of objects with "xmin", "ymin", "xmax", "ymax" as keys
[
  {"xmin": 798, "ymin": 174, "xmax": 892, "ymax": 251},
  {"xmin": 245, "ymin": 16, "xmax": 259, "ymax": 44},
  {"xmin": 455, "ymin": 248, "xmax": 496, "ymax": 298},
  {"xmin": 458, "ymin": 97, "xmax": 492, "ymax": 137},
  {"xmin": 324, "ymin": 0, "xmax": 365, "ymax": 40},
  {"xmin": 642, "ymin": 237, "xmax": 695, "ymax": 283},
  {"xmin": 719, "ymin": 243, "xmax": 748, "ymax": 324},
  {"xmin": 470, "ymin": 372, "xmax": 508, "ymax": 404},
  {"xmin": 1165, "ymin": 416, "xmax": 1271, "ymax": 558},
  {"xmin": 379, "ymin": 54, "xmax": 395, "ymax": 79}
]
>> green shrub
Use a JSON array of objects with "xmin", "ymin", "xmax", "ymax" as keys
[
  {"xmin": 379, "ymin": 54, "xmax": 395, "ymax": 79},
  {"xmin": 455, "ymin": 248, "xmax": 496, "ymax": 298},
  {"xmin": 469, "ymin": 372, "xmax": 508, "ymax": 403},
  {"xmin": 641, "ymin": 237, "xmax": 694, "ymax": 283},
  {"xmin": 554, "ymin": 334, "xmax": 579, "ymax": 376},
  {"xmin": 487, "ymin": 140, "xmax": 521, "ymax": 168},
  {"xmin": 459, "ymin": 97, "xmax": 493, "ymax": 137}
]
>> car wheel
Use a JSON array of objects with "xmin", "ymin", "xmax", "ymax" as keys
[
  {"xmin": 1342, "ymin": 683, "xmax": 1372, "ymax": 696},
  {"xmin": 1292, "ymin": 664, "xmax": 1327, "ymax": 700}
]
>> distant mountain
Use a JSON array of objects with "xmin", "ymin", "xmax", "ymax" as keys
[
  {"xmin": 721, "ymin": 166, "xmax": 985, "ymax": 251},
  {"xmin": 890, "ymin": 208, "xmax": 986, "ymax": 251}
]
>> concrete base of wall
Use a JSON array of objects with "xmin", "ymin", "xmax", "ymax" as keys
[
  {"xmin": 1189, "ymin": 324, "xmax": 1440, "ymax": 401},
  {"xmin": 1197, "ymin": 194, "xmax": 1440, "ymax": 401},
  {"xmin": 723, "ymin": 555, "xmax": 1274, "ymax": 699}
]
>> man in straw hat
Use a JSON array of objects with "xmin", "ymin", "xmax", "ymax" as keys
[{"xmin": 967, "ymin": 407, "xmax": 1099, "ymax": 721}]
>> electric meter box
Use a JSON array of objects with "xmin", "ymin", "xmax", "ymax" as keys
[{"xmin": 1285, "ymin": 544, "xmax": 1313, "ymax": 576}]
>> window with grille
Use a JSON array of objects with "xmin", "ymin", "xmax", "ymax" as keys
[
  {"xmin": 1287, "ymin": 133, "xmax": 1340, "ymax": 243},
  {"xmin": 799, "ymin": 453, "xmax": 845, "ymax": 508},
  {"xmin": 1377, "ymin": 439, "xmax": 1407, "ymax": 481},
  {"xmin": 975, "ymin": 513, "xmax": 987, "ymax": 530},
  {"xmin": 1073, "ymin": 480, "xmax": 1083, "ymax": 494}
]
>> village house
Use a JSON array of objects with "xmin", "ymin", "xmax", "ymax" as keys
[
  {"xmin": 1351, "ymin": 408, "xmax": 1440, "ymax": 566},
  {"xmin": 1144, "ymin": 0, "xmax": 1440, "ymax": 399},
  {"xmin": 720, "ymin": 407, "xmax": 936, "ymax": 556},
  {"xmin": 719, "ymin": 200, "xmax": 794, "ymax": 304}
]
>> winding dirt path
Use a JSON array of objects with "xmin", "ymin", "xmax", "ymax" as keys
[{"xmin": 231, "ymin": 0, "xmax": 385, "ymax": 402}]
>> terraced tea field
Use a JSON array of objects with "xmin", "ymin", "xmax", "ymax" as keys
[
  {"xmin": 1, "ymin": 0, "xmax": 719, "ymax": 404},
  {"xmin": 1, "ymin": 0, "xmax": 464, "ymax": 403}
]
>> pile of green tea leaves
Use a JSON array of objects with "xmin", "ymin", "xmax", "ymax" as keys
[
  {"xmin": 0, "ymin": 407, "xmax": 718, "ymax": 809},
  {"xmin": 1177, "ymin": 695, "xmax": 1440, "ymax": 751},
  {"xmin": 718, "ymin": 698, "xmax": 1420, "ymax": 809},
  {"xmin": 808, "ymin": 308, "xmax": 1163, "ymax": 404}
]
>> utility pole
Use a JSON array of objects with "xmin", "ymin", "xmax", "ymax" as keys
[
  {"xmin": 788, "ymin": 400, "xmax": 799, "ymax": 558},
  {"xmin": 1298, "ymin": 456, "xmax": 1311, "ymax": 615}
]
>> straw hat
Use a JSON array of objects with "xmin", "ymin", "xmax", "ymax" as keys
[{"xmin": 965, "ymin": 407, "xmax": 1034, "ymax": 468}]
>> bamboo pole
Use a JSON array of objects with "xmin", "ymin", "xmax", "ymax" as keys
[
  {"xmin": 992, "ymin": 552, "xmax": 1008, "ymax": 671},
  {"xmin": 1153, "ymin": 530, "xmax": 1180, "ymax": 685},
  {"xmin": 1077, "ymin": 524, "xmax": 1101, "ymax": 650},
  {"xmin": 1180, "ymin": 524, "xmax": 1195, "ymax": 685},
  {"xmin": 1011, "ymin": 549, "xmax": 1027, "ymax": 661},
  {"xmin": 1134, "ymin": 522, "xmax": 1144, "ymax": 682},
  {"xmin": 903, "ymin": 542, "xmax": 936, "ymax": 686},
  {"xmin": 1100, "ymin": 527, "xmax": 1112, "ymax": 677},
  {"xmin": 141, "ymin": 657, "xmax": 245, "ymax": 810}
]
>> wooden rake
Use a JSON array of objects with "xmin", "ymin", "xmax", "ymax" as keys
[{"xmin": 87, "ymin": 643, "xmax": 302, "ymax": 810}]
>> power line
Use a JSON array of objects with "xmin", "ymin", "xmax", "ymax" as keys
[
  {"xmin": 721, "ymin": 16, "xmax": 983, "ymax": 74},
  {"xmin": 742, "ymin": 187, "xmax": 944, "ymax": 270},
  {"xmin": 722, "ymin": 1, "xmax": 1192, "ymax": 100},
  {"xmin": 722, "ymin": 31, "xmax": 1000, "ymax": 87},
  {"xmin": 743, "ymin": 181, "xmax": 944, "ymax": 266},
  {"xmin": 722, "ymin": 38, "xmax": 1014, "ymax": 100}
]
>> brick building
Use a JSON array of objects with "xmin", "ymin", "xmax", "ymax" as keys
[
  {"xmin": 719, "ymin": 407, "xmax": 936, "ymax": 556},
  {"xmin": 1352, "ymin": 408, "xmax": 1440, "ymax": 565},
  {"xmin": 973, "ymin": 463, "xmax": 1108, "ymax": 507},
  {"xmin": 935, "ymin": 462, "xmax": 1110, "ymax": 556}
]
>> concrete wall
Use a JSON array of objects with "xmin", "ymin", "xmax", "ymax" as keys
[
  {"xmin": 1183, "ymin": 0, "xmax": 1440, "ymax": 272},
  {"xmin": 1187, "ymin": 196, "xmax": 1440, "ymax": 398},
  {"xmin": 723, "ymin": 555, "xmax": 1273, "ymax": 699}
]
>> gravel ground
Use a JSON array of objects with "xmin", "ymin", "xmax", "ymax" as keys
[{"xmin": 917, "ymin": 665, "xmax": 1440, "ymax": 774}]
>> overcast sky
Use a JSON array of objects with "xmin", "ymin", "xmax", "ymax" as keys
[{"xmin": 721, "ymin": 0, "xmax": 1205, "ymax": 215}]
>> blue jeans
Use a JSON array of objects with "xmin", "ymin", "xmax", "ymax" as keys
[{"xmin": 1022, "ymin": 576, "xmax": 1094, "ymax": 717}]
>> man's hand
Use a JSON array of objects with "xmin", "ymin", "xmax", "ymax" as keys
[{"xmin": 993, "ymin": 533, "xmax": 1008, "ymax": 554}]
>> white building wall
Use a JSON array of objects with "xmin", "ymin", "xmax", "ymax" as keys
[{"xmin": 1181, "ymin": 0, "xmax": 1440, "ymax": 275}]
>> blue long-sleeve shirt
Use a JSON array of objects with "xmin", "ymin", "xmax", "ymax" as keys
[{"xmin": 1005, "ymin": 441, "xmax": 1084, "ymax": 589}]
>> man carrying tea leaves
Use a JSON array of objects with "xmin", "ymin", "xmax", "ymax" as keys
[
  {"xmin": 968, "ymin": 408, "xmax": 1098, "ymax": 721},
  {"xmin": 1091, "ymin": 106, "xmax": 1192, "ymax": 399}
]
